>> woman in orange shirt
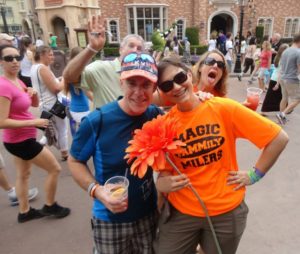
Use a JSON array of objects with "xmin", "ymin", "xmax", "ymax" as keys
[{"xmin": 155, "ymin": 54, "xmax": 288, "ymax": 254}]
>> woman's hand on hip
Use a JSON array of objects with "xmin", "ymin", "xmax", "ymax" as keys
[{"xmin": 227, "ymin": 170, "xmax": 251, "ymax": 191}]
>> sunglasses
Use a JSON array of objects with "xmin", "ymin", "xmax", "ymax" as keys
[
  {"xmin": 204, "ymin": 57, "xmax": 226, "ymax": 69},
  {"xmin": 1, "ymin": 55, "xmax": 23, "ymax": 62},
  {"xmin": 158, "ymin": 71, "xmax": 188, "ymax": 93},
  {"xmin": 123, "ymin": 53, "xmax": 155, "ymax": 64}
]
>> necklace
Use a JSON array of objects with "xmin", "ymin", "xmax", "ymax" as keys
[{"xmin": 3, "ymin": 76, "xmax": 24, "ymax": 91}]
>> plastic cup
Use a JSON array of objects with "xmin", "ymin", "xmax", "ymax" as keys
[
  {"xmin": 104, "ymin": 176, "xmax": 129, "ymax": 201},
  {"xmin": 246, "ymin": 87, "xmax": 263, "ymax": 111}
]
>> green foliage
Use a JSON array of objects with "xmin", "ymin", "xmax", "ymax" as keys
[
  {"xmin": 255, "ymin": 26, "xmax": 264, "ymax": 44},
  {"xmin": 103, "ymin": 47, "xmax": 119, "ymax": 57},
  {"xmin": 151, "ymin": 31, "xmax": 165, "ymax": 52},
  {"xmin": 179, "ymin": 44, "xmax": 208, "ymax": 55},
  {"xmin": 191, "ymin": 45, "xmax": 208, "ymax": 55},
  {"xmin": 185, "ymin": 27, "xmax": 199, "ymax": 45}
]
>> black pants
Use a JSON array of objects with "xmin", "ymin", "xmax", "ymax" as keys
[{"xmin": 243, "ymin": 58, "xmax": 254, "ymax": 74}]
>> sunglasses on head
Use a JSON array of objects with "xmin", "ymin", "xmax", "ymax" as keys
[
  {"xmin": 204, "ymin": 57, "xmax": 225, "ymax": 69},
  {"xmin": 158, "ymin": 71, "xmax": 188, "ymax": 93},
  {"xmin": 123, "ymin": 53, "xmax": 155, "ymax": 64},
  {"xmin": 1, "ymin": 55, "xmax": 23, "ymax": 62}
]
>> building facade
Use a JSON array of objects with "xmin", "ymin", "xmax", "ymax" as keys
[
  {"xmin": 100, "ymin": 0, "xmax": 300, "ymax": 45},
  {"xmin": 1, "ymin": 0, "xmax": 299, "ymax": 49}
]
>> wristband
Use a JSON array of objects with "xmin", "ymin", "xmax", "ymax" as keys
[
  {"xmin": 90, "ymin": 184, "xmax": 100, "ymax": 198},
  {"xmin": 254, "ymin": 167, "xmax": 265, "ymax": 178},
  {"xmin": 87, "ymin": 44, "xmax": 98, "ymax": 53},
  {"xmin": 87, "ymin": 182, "xmax": 96, "ymax": 196},
  {"xmin": 247, "ymin": 167, "xmax": 265, "ymax": 184}
]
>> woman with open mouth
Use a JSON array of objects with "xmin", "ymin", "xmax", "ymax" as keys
[
  {"xmin": 192, "ymin": 49, "xmax": 228, "ymax": 98},
  {"xmin": 154, "ymin": 55, "xmax": 288, "ymax": 254}
]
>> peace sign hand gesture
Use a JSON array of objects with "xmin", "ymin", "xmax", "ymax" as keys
[{"xmin": 87, "ymin": 15, "xmax": 107, "ymax": 52}]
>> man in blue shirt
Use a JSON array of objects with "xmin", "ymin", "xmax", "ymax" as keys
[{"xmin": 68, "ymin": 52, "xmax": 162, "ymax": 254}]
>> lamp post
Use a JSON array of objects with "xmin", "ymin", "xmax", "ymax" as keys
[
  {"xmin": 0, "ymin": 0, "xmax": 9, "ymax": 34},
  {"xmin": 234, "ymin": 0, "xmax": 248, "ymax": 73},
  {"xmin": 27, "ymin": 11, "xmax": 36, "ymax": 41}
]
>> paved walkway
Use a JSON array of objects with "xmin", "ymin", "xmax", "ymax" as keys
[{"xmin": 0, "ymin": 77, "xmax": 299, "ymax": 253}]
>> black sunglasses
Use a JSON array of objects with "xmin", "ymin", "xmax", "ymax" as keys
[
  {"xmin": 158, "ymin": 71, "xmax": 188, "ymax": 93},
  {"xmin": 1, "ymin": 55, "xmax": 23, "ymax": 62},
  {"xmin": 204, "ymin": 57, "xmax": 226, "ymax": 69}
]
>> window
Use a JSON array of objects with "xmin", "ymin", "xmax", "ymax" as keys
[
  {"xmin": 258, "ymin": 18, "xmax": 273, "ymax": 37},
  {"xmin": 19, "ymin": 0, "xmax": 25, "ymax": 10},
  {"xmin": 107, "ymin": 19, "xmax": 120, "ymax": 43},
  {"xmin": 284, "ymin": 17, "xmax": 299, "ymax": 38},
  {"xmin": 176, "ymin": 19, "xmax": 185, "ymax": 40},
  {"xmin": 127, "ymin": 5, "xmax": 168, "ymax": 42},
  {"xmin": 4, "ymin": 7, "xmax": 13, "ymax": 18}
]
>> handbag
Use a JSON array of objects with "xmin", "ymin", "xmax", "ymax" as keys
[
  {"xmin": 49, "ymin": 99, "xmax": 67, "ymax": 119},
  {"xmin": 37, "ymin": 110, "xmax": 53, "ymax": 131}
]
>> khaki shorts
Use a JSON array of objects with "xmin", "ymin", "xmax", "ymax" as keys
[
  {"xmin": 156, "ymin": 201, "xmax": 249, "ymax": 254},
  {"xmin": 281, "ymin": 80, "xmax": 300, "ymax": 101}
]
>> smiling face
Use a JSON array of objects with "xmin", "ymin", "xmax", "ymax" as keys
[
  {"xmin": 158, "ymin": 65, "xmax": 194, "ymax": 106},
  {"xmin": 119, "ymin": 37, "xmax": 144, "ymax": 61},
  {"xmin": 119, "ymin": 76, "xmax": 156, "ymax": 116},
  {"xmin": 198, "ymin": 52, "xmax": 226, "ymax": 95},
  {"xmin": 0, "ymin": 47, "xmax": 21, "ymax": 76}
]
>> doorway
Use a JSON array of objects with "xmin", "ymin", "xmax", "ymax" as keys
[
  {"xmin": 211, "ymin": 14, "xmax": 234, "ymax": 35},
  {"xmin": 51, "ymin": 17, "xmax": 69, "ymax": 48}
]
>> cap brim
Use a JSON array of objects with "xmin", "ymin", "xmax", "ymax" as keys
[{"xmin": 120, "ymin": 69, "xmax": 157, "ymax": 83}]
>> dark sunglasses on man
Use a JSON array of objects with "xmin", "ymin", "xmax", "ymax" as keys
[
  {"xmin": 1, "ymin": 55, "xmax": 23, "ymax": 62},
  {"xmin": 158, "ymin": 71, "xmax": 188, "ymax": 93},
  {"xmin": 204, "ymin": 57, "xmax": 226, "ymax": 69}
]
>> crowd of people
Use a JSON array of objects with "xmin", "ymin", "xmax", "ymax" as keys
[{"xmin": 0, "ymin": 13, "xmax": 299, "ymax": 253}]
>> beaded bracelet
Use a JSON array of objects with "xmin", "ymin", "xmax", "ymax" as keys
[
  {"xmin": 86, "ymin": 44, "xmax": 98, "ymax": 53},
  {"xmin": 247, "ymin": 167, "xmax": 265, "ymax": 184}
]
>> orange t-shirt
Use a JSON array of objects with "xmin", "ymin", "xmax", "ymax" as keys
[{"xmin": 163, "ymin": 97, "xmax": 281, "ymax": 217}]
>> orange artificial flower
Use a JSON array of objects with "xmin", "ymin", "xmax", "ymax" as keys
[{"xmin": 124, "ymin": 115, "xmax": 186, "ymax": 178}]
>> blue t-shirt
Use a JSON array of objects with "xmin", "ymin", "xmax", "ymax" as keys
[
  {"xmin": 70, "ymin": 100, "xmax": 162, "ymax": 222},
  {"xmin": 69, "ymin": 85, "xmax": 89, "ymax": 112}
]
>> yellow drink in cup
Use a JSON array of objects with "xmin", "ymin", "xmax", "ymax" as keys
[
  {"xmin": 104, "ymin": 176, "xmax": 129, "ymax": 201},
  {"xmin": 111, "ymin": 186, "xmax": 126, "ymax": 198}
]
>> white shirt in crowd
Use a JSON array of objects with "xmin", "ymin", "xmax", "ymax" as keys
[
  {"xmin": 35, "ymin": 39, "xmax": 44, "ymax": 47},
  {"xmin": 208, "ymin": 39, "xmax": 217, "ymax": 52},
  {"xmin": 225, "ymin": 40, "xmax": 233, "ymax": 61}
]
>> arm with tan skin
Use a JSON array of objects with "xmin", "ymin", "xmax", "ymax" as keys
[
  {"xmin": 273, "ymin": 71, "xmax": 281, "ymax": 91},
  {"xmin": 67, "ymin": 155, "xmax": 127, "ymax": 213},
  {"xmin": 39, "ymin": 65, "xmax": 64, "ymax": 94},
  {"xmin": 0, "ymin": 97, "xmax": 48, "ymax": 129},
  {"xmin": 63, "ymin": 15, "xmax": 106, "ymax": 84},
  {"xmin": 83, "ymin": 89, "xmax": 94, "ymax": 102},
  {"xmin": 25, "ymin": 87, "xmax": 39, "ymax": 107},
  {"xmin": 227, "ymin": 129, "xmax": 289, "ymax": 190},
  {"xmin": 156, "ymin": 170, "xmax": 190, "ymax": 193}
]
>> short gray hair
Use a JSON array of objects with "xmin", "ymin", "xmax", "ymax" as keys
[
  {"xmin": 274, "ymin": 33, "xmax": 281, "ymax": 40},
  {"xmin": 120, "ymin": 34, "xmax": 145, "ymax": 50}
]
